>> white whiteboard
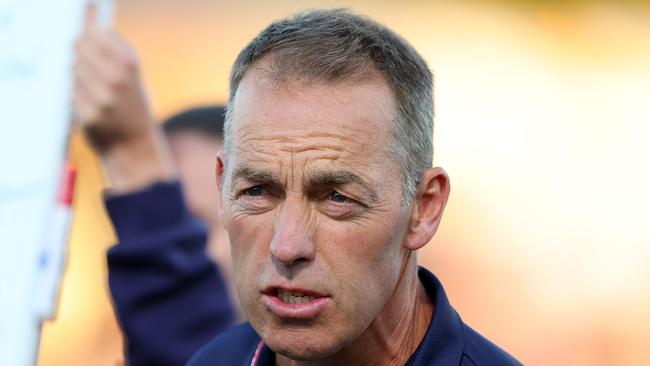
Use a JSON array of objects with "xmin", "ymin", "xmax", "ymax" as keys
[{"xmin": 0, "ymin": 0, "xmax": 104, "ymax": 364}]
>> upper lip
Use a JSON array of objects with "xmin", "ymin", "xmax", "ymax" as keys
[{"xmin": 262, "ymin": 285, "xmax": 328, "ymax": 298}]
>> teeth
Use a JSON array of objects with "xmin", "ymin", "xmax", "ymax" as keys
[{"xmin": 277, "ymin": 289, "xmax": 316, "ymax": 304}]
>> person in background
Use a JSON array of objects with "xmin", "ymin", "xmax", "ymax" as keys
[
  {"xmin": 104, "ymin": 106, "xmax": 237, "ymax": 365},
  {"xmin": 74, "ymin": 4, "xmax": 237, "ymax": 364},
  {"xmin": 162, "ymin": 106, "xmax": 234, "ymax": 284},
  {"xmin": 74, "ymin": 5, "xmax": 522, "ymax": 366}
]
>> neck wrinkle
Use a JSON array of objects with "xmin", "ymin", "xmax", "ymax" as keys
[{"xmin": 381, "ymin": 257, "xmax": 433, "ymax": 366}]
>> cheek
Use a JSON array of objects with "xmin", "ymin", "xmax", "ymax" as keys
[
  {"xmin": 317, "ymin": 215, "xmax": 407, "ymax": 309},
  {"xmin": 320, "ymin": 213, "xmax": 405, "ymax": 268}
]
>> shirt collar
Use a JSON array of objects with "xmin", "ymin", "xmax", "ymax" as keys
[{"xmin": 405, "ymin": 266, "xmax": 466, "ymax": 365}]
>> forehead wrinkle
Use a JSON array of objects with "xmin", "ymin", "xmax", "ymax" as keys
[
  {"xmin": 238, "ymin": 135, "xmax": 357, "ymax": 155},
  {"xmin": 235, "ymin": 122, "xmax": 368, "ymax": 149},
  {"xmin": 235, "ymin": 148, "xmax": 282, "ymax": 164},
  {"xmin": 235, "ymin": 135, "xmax": 362, "ymax": 167}
]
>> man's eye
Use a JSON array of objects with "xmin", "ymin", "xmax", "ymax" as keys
[
  {"xmin": 243, "ymin": 186, "xmax": 265, "ymax": 197},
  {"xmin": 329, "ymin": 191, "xmax": 349, "ymax": 203}
]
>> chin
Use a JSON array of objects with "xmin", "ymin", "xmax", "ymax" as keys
[{"xmin": 265, "ymin": 331, "xmax": 344, "ymax": 361}]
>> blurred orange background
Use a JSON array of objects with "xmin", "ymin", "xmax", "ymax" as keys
[{"xmin": 38, "ymin": 0, "xmax": 650, "ymax": 365}]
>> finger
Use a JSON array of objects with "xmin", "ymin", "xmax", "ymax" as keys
[
  {"xmin": 107, "ymin": 30, "xmax": 135, "ymax": 56},
  {"xmin": 73, "ymin": 79, "xmax": 99, "ymax": 126},
  {"xmin": 74, "ymin": 55, "xmax": 112, "ymax": 123},
  {"xmin": 73, "ymin": 68, "xmax": 100, "ymax": 124},
  {"xmin": 76, "ymin": 34, "xmax": 121, "ymax": 86},
  {"xmin": 83, "ymin": 2, "xmax": 98, "ymax": 33},
  {"xmin": 77, "ymin": 28, "xmax": 138, "ymax": 85},
  {"xmin": 93, "ymin": 31, "xmax": 139, "ymax": 81},
  {"xmin": 104, "ymin": 31, "xmax": 139, "ymax": 72}
]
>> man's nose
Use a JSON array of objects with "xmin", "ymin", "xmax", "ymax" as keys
[{"xmin": 269, "ymin": 202, "xmax": 316, "ymax": 266}]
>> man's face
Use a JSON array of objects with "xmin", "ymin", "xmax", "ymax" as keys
[{"xmin": 219, "ymin": 68, "xmax": 413, "ymax": 360}]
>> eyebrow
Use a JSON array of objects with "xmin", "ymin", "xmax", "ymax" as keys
[
  {"xmin": 304, "ymin": 170, "xmax": 378, "ymax": 204},
  {"xmin": 304, "ymin": 170, "xmax": 366, "ymax": 188},
  {"xmin": 231, "ymin": 165, "xmax": 378, "ymax": 204},
  {"xmin": 231, "ymin": 166, "xmax": 282, "ymax": 187}
]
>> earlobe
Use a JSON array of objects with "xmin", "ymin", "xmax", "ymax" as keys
[{"xmin": 404, "ymin": 167, "xmax": 450, "ymax": 251}]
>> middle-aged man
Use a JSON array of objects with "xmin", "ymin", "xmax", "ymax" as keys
[{"xmin": 74, "ymin": 5, "xmax": 521, "ymax": 366}]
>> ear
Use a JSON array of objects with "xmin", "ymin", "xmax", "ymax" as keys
[
  {"xmin": 215, "ymin": 151, "xmax": 226, "ymax": 214},
  {"xmin": 403, "ymin": 167, "xmax": 450, "ymax": 251}
]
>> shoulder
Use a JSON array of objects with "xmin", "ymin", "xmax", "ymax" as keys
[
  {"xmin": 459, "ymin": 325, "xmax": 522, "ymax": 366},
  {"xmin": 187, "ymin": 322, "xmax": 260, "ymax": 366}
]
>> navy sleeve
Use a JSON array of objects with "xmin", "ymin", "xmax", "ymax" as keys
[{"xmin": 105, "ymin": 181, "xmax": 235, "ymax": 366}]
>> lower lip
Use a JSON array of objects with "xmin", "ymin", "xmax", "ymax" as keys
[{"xmin": 262, "ymin": 294, "xmax": 333, "ymax": 319}]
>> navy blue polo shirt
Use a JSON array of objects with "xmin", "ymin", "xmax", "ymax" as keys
[{"xmin": 189, "ymin": 267, "xmax": 521, "ymax": 366}]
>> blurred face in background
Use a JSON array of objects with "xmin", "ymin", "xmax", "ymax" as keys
[
  {"xmin": 218, "ymin": 67, "xmax": 416, "ymax": 360},
  {"xmin": 167, "ymin": 130, "xmax": 222, "ymax": 225}
]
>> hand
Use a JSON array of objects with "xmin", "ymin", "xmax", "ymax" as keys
[
  {"xmin": 74, "ymin": 3, "xmax": 150, "ymax": 151},
  {"xmin": 73, "ymin": 4, "xmax": 174, "ymax": 192}
]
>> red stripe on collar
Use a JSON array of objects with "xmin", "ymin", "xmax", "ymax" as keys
[{"xmin": 250, "ymin": 340, "xmax": 265, "ymax": 366}]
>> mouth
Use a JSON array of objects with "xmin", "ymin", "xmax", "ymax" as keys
[
  {"xmin": 261, "ymin": 287, "xmax": 332, "ymax": 319},
  {"xmin": 275, "ymin": 288, "xmax": 319, "ymax": 304}
]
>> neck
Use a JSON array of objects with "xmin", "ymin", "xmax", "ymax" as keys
[{"xmin": 276, "ymin": 255, "xmax": 433, "ymax": 366}]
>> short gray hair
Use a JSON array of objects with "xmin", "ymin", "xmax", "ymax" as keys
[{"xmin": 224, "ymin": 8, "xmax": 433, "ymax": 205}]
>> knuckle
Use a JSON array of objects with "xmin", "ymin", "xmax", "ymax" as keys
[
  {"xmin": 121, "ymin": 57, "xmax": 136, "ymax": 74},
  {"xmin": 106, "ymin": 72, "xmax": 126, "ymax": 91},
  {"xmin": 120, "ymin": 49, "xmax": 139, "ymax": 72},
  {"xmin": 84, "ymin": 108, "xmax": 99, "ymax": 125},
  {"xmin": 97, "ymin": 92, "xmax": 115, "ymax": 111}
]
